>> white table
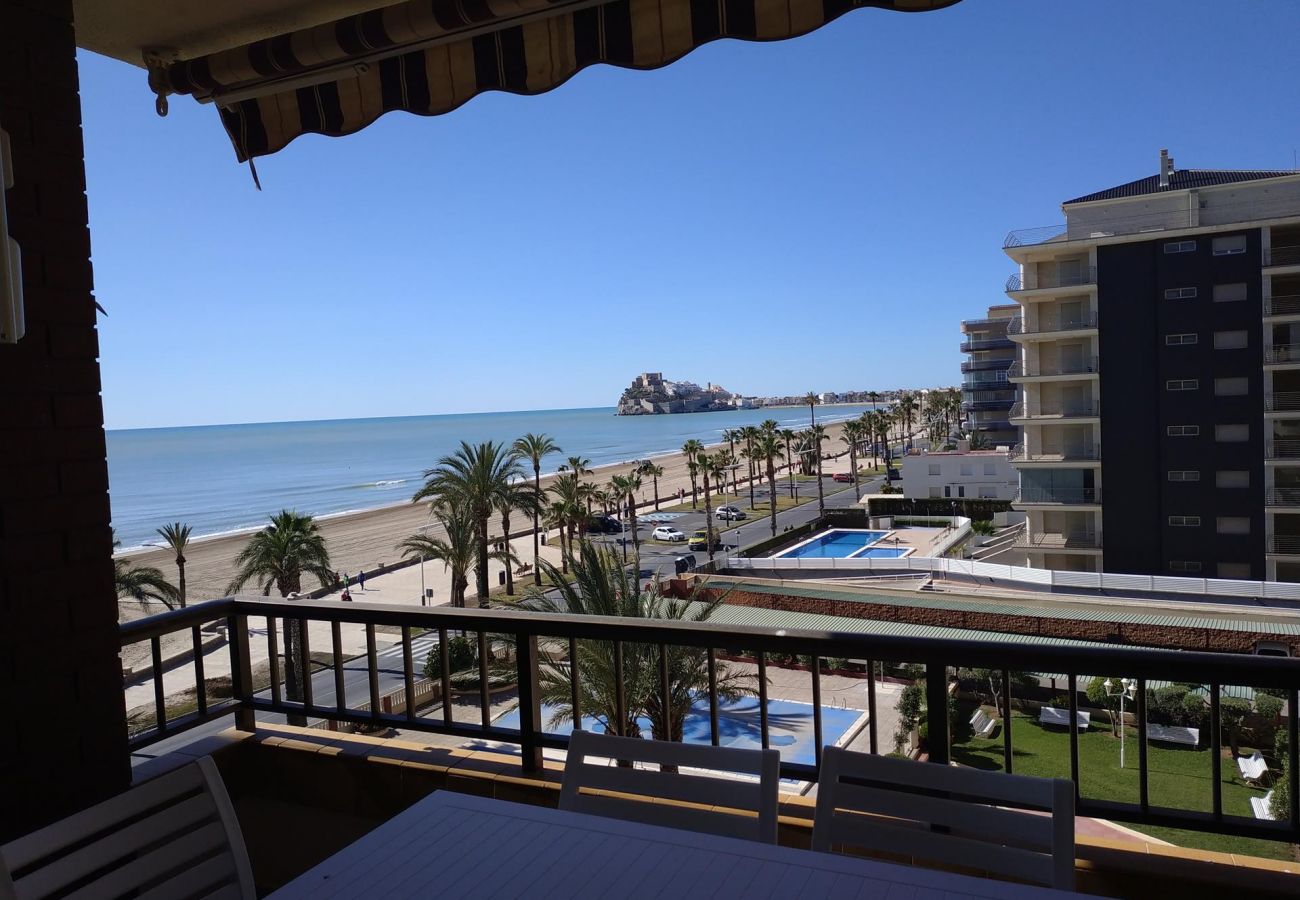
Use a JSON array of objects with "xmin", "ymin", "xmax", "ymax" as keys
[{"xmin": 271, "ymin": 791, "xmax": 1083, "ymax": 899}]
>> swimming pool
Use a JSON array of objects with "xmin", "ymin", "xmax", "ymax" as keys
[
  {"xmin": 774, "ymin": 528, "xmax": 911, "ymax": 559},
  {"xmin": 492, "ymin": 696, "xmax": 864, "ymax": 768}
]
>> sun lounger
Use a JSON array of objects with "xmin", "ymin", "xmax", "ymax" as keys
[
  {"xmin": 1237, "ymin": 751, "xmax": 1268, "ymax": 782},
  {"xmin": 1146, "ymin": 724, "xmax": 1199, "ymax": 747},
  {"xmin": 1039, "ymin": 706, "xmax": 1090, "ymax": 731},
  {"xmin": 1251, "ymin": 791, "xmax": 1275, "ymax": 820},
  {"xmin": 970, "ymin": 708, "xmax": 997, "ymax": 738}
]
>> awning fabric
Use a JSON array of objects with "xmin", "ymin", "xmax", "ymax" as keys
[{"xmin": 157, "ymin": 0, "xmax": 958, "ymax": 162}]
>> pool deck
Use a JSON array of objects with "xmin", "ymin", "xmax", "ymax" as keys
[{"xmin": 775, "ymin": 526, "xmax": 948, "ymax": 560}]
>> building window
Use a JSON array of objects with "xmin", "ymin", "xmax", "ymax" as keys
[
  {"xmin": 1216, "ymin": 517, "xmax": 1250, "ymax": 535},
  {"xmin": 1168, "ymin": 470, "xmax": 1201, "ymax": 482},
  {"xmin": 1213, "ymin": 330, "xmax": 1248, "ymax": 350},
  {"xmin": 1164, "ymin": 240, "xmax": 1196, "ymax": 254},
  {"xmin": 1165, "ymin": 333, "xmax": 1198, "ymax": 346},
  {"xmin": 1170, "ymin": 560, "xmax": 1202, "ymax": 573},
  {"xmin": 1217, "ymin": 562, "xmax": 1251, "ymax": 579},
  {"xmin": 1167, "ymin": 379, "xmax": 1199, "ymax": 391},
  {"xmin": 1214, "ymin": 377, "xmax": 1249, "ymax": 396},
  {"xmin": 1215, "ymin": 423, "xmax": 1249, "ymax": 442},
  {"xmin": 1216, "ymin": 470, "xmax": 1250, "ymax": 488},
  {"xmin": 928, "ymin": 464, "xmax": 940, "ymax": 476},
  {"xmin": 1212, "ymin": 235, "xmax": 1247, "ymax": 256},
  {"xmin": 984, "ymin": 463, "xmax": 997, "ymax": 476},
  {"xmin": 928, "ymin": 487, "xmax": 942, "ymax": 498},
  {"xmin": 960, "ymin": 464, "xmax": 974, "ymax": 476},
  {"xmin": 1167, "ymin": 425, "xmax": 1200, "ymax": 437},
  {"xmin": 1164, "ymin": 287, "xmax": 1198, "ymax": 300},
  {"xmin": 1168, "ymin": 515, "xmax": 1201, "ymax": 527},
  {"xmin": 1213, "ymin": 282, "xmax": 1247, "ymax": 303},
  {"xmin": 958, "ymin": 486, "xmax": 966, "ymax": 498},
  {"xmin": 944, "ymin": 486, "xmax": 951, "ymax": 498}
]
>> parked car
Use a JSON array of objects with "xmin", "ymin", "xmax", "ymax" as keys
[
  {"xmin": 673, "ymin": 554, "xmax": 697, "ymax": 576},
  {"xmin": 585, "ymin": 515, "xmax": 623, "ymax": 534},
  {"xmin": 715, "ymin": 505, "xmax": 746, "ymax": 521},
  {"xmin": 689, "ymin": 529, "xmax": 723, "ymax": 551},
  {"xmin": 652, "ymin": 525, "xmax": 686, "ymax": 542},
  {"xmin": 832, "ymin": 472, "xmax": 855, "ymax": 483},
  {"xmin": 886, "ymin": 468, "xmax": 901, "ymax": 481}
]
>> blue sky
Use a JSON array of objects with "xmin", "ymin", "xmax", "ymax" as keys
[{"xmin": 80, "ymin": 0, "xmax": 1299, "ymax": 429}]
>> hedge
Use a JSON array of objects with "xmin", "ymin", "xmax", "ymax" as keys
[{"xmin": 865, "ymin": 497, "xmax": 1012, "ymax": 520}]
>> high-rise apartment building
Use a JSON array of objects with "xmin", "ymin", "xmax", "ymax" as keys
[
  {"xmin": 959, "ymin": 304, "xmax": 1019, "ymax": 447},
  {"xmin": 1005, "ymin": 151, "xmax": 1300, "ymax": 578}
]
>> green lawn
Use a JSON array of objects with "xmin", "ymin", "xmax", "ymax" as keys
[{"xmin": 952, "ymin": 707, "xmax": 1291, "ymax": 860}]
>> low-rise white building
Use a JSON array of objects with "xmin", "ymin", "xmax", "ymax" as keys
[{"xmin": 901, "ymin": 447, "xmax": 1017, "ymax": 501}]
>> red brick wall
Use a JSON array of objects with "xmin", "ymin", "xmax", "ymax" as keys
[
  {"xmin": 697, "ymin": 587, "xmax": 1291, "ymax": 656},
  {"xmin": 0, "ymin": 0, "xmax": 128, "ymax": 839}
]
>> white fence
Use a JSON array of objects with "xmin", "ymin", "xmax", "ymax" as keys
[{"xmin": 725, "ymin": 555, "xmax": 1300, "ymax": 602}]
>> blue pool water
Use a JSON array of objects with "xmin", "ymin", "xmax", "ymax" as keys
[
  {"xmin": 776, "ymin": 529, "xmax": 890, "ymax": 559},
  {"xmin": 493, "ymin": 695, "xmax": 863, "ymax": 767}
]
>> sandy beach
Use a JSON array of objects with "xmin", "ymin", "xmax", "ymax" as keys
[{"xmin": 118, "ymin": 418, "xmax": 861, "ymax": 607}]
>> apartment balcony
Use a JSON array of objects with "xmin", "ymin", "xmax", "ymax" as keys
[
  {"xmin": 116, "ymin": 595, "xmax": 1300, "ymax": 899},
  {"xmin": 1009, "ymin": 443, "xmax": 1101, "ymax": 464},
  {"xmin": 1265, "ymin": 392, "xmax": 1300, "ymax": 413},
  {"xmin": 1007, "ymin": 312, "xmax": 1099, "ymax": 341},
  {"xmin": 962, "ymin": 399, "xmax": 1014, "ymax": 413},
  {"xmin": 959, "ymin": 358, "xmax": 1013, "ymax": 374},
  {"xmin": 1264, "ymin": 245, "xmax": 1300, "ymax": 268},
  {"xmin": 1265, "ymin": 440, "xmax": 1300, "ymax": 460},
  {"xmin": 1014, "ymin": 487, "xmax": 1100, "ymax": 506},
  {"xmin": 1266, "ymin": 488, "xmax": 1300, "ymax": 507},
  {"xmin": 1003, "ymin": 225, "xmax": 1068, "ymax": 249},
  {"xmin": 959, "ymin": 337, "xmax": 1014, "ymax": 352},
  {"xmin": 1008, "ymin": 401, "xmax": 1099, "ymax": 423},
  {"xmin": 1007, "ymin": 358, "xmax": 1099, "ymax": 381},
  {"xmin": 1267, "ymin": 534, "xmax": 1300, "ymax": 555},
  {"xmin": 965, "ymin": 420, "xmax": 1013, "ymax": 433},
  {"xmin": 1265, "ymin": 344, "xmax": 1300, "ymax": 366},
  {"xmin": 1013, "ymin": 531, "xmax": 1103, "ymax": 551},
  {"xmin": 1264, "ymin": 294, "xmax": 1300, "ymax": 317},
  {"xmin": 962, "ymin": 378, "xmax": 1014, "ymax": 392},
  {"xmin": 1005, "ymin": 267, "xmax": 1097, "ymax": 296},
  {"xmin": 960, "ymin": 316, "xmax": 1014, "ymax": 332}
]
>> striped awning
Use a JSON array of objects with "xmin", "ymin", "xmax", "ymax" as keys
[{"xmin": 152, "ymin": 0, "xmax": 959, "ymax": 162}]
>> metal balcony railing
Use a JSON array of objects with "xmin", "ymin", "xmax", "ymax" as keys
[
  {"xmin": 1009, "ymin": 401, "xmax": 1098, "ymax": 420},
  {"xmin": 959, "ymin": 359, "xmax": 1013, "ymax": 374},
  {"xmin": 1268, "ymin": 535, "xmax": 1300, "ymax": 555},
  {"xmin": 1266, "ymin": 392, "xmax": 1300, "ymax": 412},
  {"xmin": 960, "ymin": 316, "xmax": 1015, "ymax": 329},
  {"xmin": 1007, "ymin": 358, "xmax": 1099, "ymax": 379},
  {"xmin": 962, "ymin": 399, "xmax": 1014, "ymax": 413},
  {"xmin": 1264, "ymin": 294, "xmax": 1300, "ymax": 317},
  {"xmin": 1265, "ymin": 344, "xmax": 1300, "ymax": 364},
  {"xmin": 1265, "ymin": 489, "xmax": 1300, "ymax": 507},
  {"xmin": 1007, "ymin": 312, "xmax": 1098, "ymax": 336},
  {"xmin": 1014, "ymin": 531, "xmax": 1102, "ymax": 550},
  {"xmin": 1010, "ymin": 443, "xmax": 1100, "ymax": 462},
  {"xmin": 962, "ymin": 379, "xmax": 1013, "ymax": 392},
  {"xmin": 1264, "ymin": 245, "xmax": 1300, "ymax": 267},
  {"xmin": 959, "ymin": 337, "xmax": 1014, "ymax": 353},
  {"xmin": 1015, "ymin": 487, "xmax": 1099, "ymax": 505},
  {"xmin": 120, "ymin": 595, "xmax": 1300, "ymax": 845},
  {"xmin": 1003, "ymin": 225, "xmax": 1068, "ymax": 249},
  {"xmin": 966, "ymin": 420, "xmax": 1013, "ymax": 432},
  {"xmin": 1266, "ymin": 440, "xmax": 1300, "ymax": 459},
  {"xmin": 1005, "ymin": 266, "xmax": 1097, "ymax": 293}
]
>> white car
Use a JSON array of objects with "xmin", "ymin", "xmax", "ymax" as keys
[
  {"xmin": 652, "ymin": 526, "xmax": 686, "ymax": 542},
  {"xmin": 715, "ymin": 505, "xmax": 747, "ymax": 521}
]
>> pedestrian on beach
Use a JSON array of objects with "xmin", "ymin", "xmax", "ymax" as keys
[
  {"xmin": 342, "ymin": 572, "xmax": 349, "ymax": 590},
  {"xmin": 358, "ymin": 570, "xmax": 366, "ymax": 591}
]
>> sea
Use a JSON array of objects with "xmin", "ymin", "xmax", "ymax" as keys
[{"xmin": 107, "ymin": 404, "xmax": 880, "ymax": 550}]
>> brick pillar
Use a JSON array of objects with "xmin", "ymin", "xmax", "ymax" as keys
[{"xmin": 0, "ymin": 0, "xmax": 128, "ymax": 839}]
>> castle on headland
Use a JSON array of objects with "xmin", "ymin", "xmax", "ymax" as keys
[{"xmin": 616, "ymin": 373, "xmax": 757, "ymax": 415}]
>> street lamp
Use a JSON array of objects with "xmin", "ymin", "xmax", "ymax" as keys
[
  {"xmin": 1103, "ymin": 677, "xmax": 1138, "ymax": 769},
  {"xmin": 416, "ymin": 523, "xmax": 436, "ymax": 606}
]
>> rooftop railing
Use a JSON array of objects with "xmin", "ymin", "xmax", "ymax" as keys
[
  {"xmin": 122, "ymin": 596, "xmax": 1300, "ymax": 845},
  {"xmin": 1008, "ymin": 358, "xmax": 1099, "ymax": 379},
  {"xmin": 1265, "ymin": 245, "xmax": 1300, "ymax": 267},
  {"xmin": 1003, "ymin": 225, "xmax": 1069, "ymax": 248},
  {"xmin": 1007, "ymin": 312, "xmax": 1099, "ymax": 336},
  {"xmin": 1005, "ymin": 267, "xmax": 1097, "ymax": 293}
]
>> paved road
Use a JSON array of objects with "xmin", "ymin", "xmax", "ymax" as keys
[{"xmin": 131, "ymin": 472, "xmax": 881, "ymax": 765}]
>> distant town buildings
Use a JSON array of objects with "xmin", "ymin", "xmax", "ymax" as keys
[{"xmin": 1004, "ymin": 149, "xmax": 1300, "ymax": 580}]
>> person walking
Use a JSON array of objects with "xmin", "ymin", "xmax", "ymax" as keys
[{"xmin": 358, "ymin": 570, "xmax": 366, "ymax": 591}]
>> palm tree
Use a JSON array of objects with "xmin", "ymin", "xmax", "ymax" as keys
[
  {"xmin": 681, "ymin": 439, "xmax": 704, "ymax": 508},
  {"xmin": 226, "ymin": 511, "xmax": 333, "ymax": 722},
  {"xmin": 803, "ymin": 391, "xmax": 821, "ymax": 428},
  {"xmin": 868, "ymin": 390, "xmax": 879, "ymax": 410},
  {"xmin": 413, "ymin": 441, "xmax": 523, "ymax": 606},
  {"xmin": 396, "ymin": 502, "xmax": 476, "ymax": 608},
  {"xmin": 741, "ymin": 425, "xmax": 759, "ymax": 508},
  {"xmin": 513, "ymin": 432, "xmax": 560, "ymax": 587},
  {"xmin": 550, "ymin": 472, "xmax": 593, "ymax": 567},
  {"xmin": 809, "ymin": 422, "xmax": 827, "ymax": 517},
  {"xmin": 154, "ymin": 521, "xmax": 192, "ymax": 607},
  {"xmin": 639, "ymin": 460, "xmax": 664, "ymax": 511},
  {"xmin": 496, "ymin": 479, "xmax": 538, "ymax": 596},
  {"xmin": 609, "ymin": 471, "xmax": 643, "ymax": 565},
  {"xmin": 841, "ymin": 420, "xmax": 863, "ymax": 501},
  {"xmin": 754, "ymin": 429, "xmax": 783, "ymax": 537},
  {"xmin": 696, "ymin": 449, "xmax": 720, "ymax": 561},
  {"xmin": 898, "ymin": 392, "xmax": 919, "ymax": 452},
  {"xmin": 526, "ymin": 544, "xmax": 751, "ymax": 743},
  {"xmin": 114, "ymin": 531, "xmax": 179, "ymax": 610},
  {"xmin": 559, "ymin": 455, "xmax": 593, "ymax": 510},
  {"xmin": 779, "ymin": 428, "xmax": 798, "ymax": 498}
]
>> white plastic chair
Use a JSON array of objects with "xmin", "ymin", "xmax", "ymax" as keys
[
  {"xmin": 560, "ymin": 730, "xmax": 780, "ymax": 843},
  {"xmin": 812, "ymin": 747, "xmax": 1075, "ymax": 890},
  {"xmin": 1, "ymin": 757, "xmax": 254, "ymax": 900}
]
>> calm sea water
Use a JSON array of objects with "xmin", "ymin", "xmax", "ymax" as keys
[{"xmin": 107, "ymin": 404, "xmax": 878, "ymax": 550}]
